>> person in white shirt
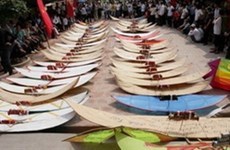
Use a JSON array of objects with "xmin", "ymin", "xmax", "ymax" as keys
[
  {"xmin": 80, "ymin": 5, "xmax": 87, "ymax": 22},
  {"xmin": 61, "ymin": 2, "xmax": 66, "ymax": 12},
  {"xmin": 127, "ymin": 2, "xmax": 133, "ymax": 18},
  {"xmin": 214, "ymin": 3, "xmax": 220, "ymax": 19},
  {"xmin": 213, "ymin": 15, "xmax": 222, "ymax": 36},
  {"xmin": 188, "ymin": 24, "xmax": 203, "ymax": 43},
  {"xmin": 103, "ymin": 2, "xmax": 110, "ymax": 19},
  {"xmin": 116, "ymin": 2, "xmax": 121, "ymax": 17},
  {"xmin": 210, "ymin": 10, "xmax": 223, "ymax": 54},
  {"xmin": 180, "ymin": 5, "xmax": 188, "ymax": 26},
  {"xmin": 52, "ymin": 14, "xmax": 62, "ymax": 31},
  {"xmin": 178, "ymin": 17, "xmax": 191, "ymax": 34},
  {"xmin": 181, "ymin": 7, "xmax": 188, "ymax": 20},
  {"xmin": 167, "ymin": 3, "xmax": 174, "ymax": 27},
  {"xmin": 149, "ymin": 4, "xmax": 157, "ymax": 23},
  {"xmin": 194, "ymin": 5, "xmax": 203, "ymax": 24},
  {"xmin": 62, "ymin": 17, "xmax": 68, "ymax": 30},
  {"xmin": 53, "ymin": 15, "xmax": 61, "ymax": 25},
  {"xmin": 141, "ymin": 3, "xmax": 146, "ymax": 16},
  {"xmin": 158, "ymin": 1, "xmax": 166, "ymax": 26}
]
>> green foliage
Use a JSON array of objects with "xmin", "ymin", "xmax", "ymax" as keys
[{"xmin": 0, "ymin": 0, "xmax": 29, "ymax": 23}]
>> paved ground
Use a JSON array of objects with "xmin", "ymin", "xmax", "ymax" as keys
[{"xmin": 0, "ymin": 21, "xmax": 229, "ymax": 149}]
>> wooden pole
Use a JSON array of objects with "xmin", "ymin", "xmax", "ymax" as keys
[{"xmin": 44, "ymin": 30, "xmax": 51, "ymax": 49}]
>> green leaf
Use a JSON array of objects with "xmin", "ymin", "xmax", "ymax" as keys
[
  {"xmin": 83, "ymin": 129, "xmax": 115, "ymax": 143},
  {"xmin": 115, "ymin": 131, "xmax": 147, "ymax": 150},
  {"xmin": 123, "ymin": 128, "xmax": 161, "ymax": 143},
  {"xmin": 115, "ymin": 131, "xmax": 166, "ymax": 150}
]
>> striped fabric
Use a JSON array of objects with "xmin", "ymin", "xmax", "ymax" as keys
[{"xmin": 211, "ymin": 59, "xmax": 230, "ymax": 91}]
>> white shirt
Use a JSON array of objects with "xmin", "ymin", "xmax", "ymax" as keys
[
  {"xmin": 108, "ymin": 3, "xmax": 112, "ymax": 10},
  {"xmin": 63, "ymin": 18, "xmax": 68, "ymax": 26},
  {"xmin": 158, "ymin": 4, "xmax": 166, "ymax": 16},
  {"xmin": 181, "ymin": 8, "xmax": 188, "ymax": 19},
  {"xmin": 214, "ymin": 8, "xmax": 220, "ymax": 19},
  {"xmin": 53, "ymin": 16, "xmax": 61, "ymax": 24},
  {"xmin": 150, "ymin": 7, "xmax": 156, "ymax": 16},
  {"xmin": 81, "ymin": 7, "xmax": 87, "ymax": 15},
  {"xmin": 194, "ymin": 9, "xmax": 203, "ymax": 21},
  {"xmin": 127, "ymin": 3, "xmax": 133, "ymax": 12},
  {"xmin": 213, "ymin": 17, "xmax": 222, "ymax": 35},
  {"xmin": 167, "ymin": 6, "xmax": 174, "ymax": 17},
  {"xmin": 188, "ymin": 28, "xmax": 203, "ymax": 41},
  {"xmin": 104, "ymin": 3, "xmax": 109, "ymax": 11},
  {"xmin": 141, "ymin": 4, "xmax": 146, "ymax": 12},
  {"xmin": 198, "ymin": 27, "xmax": 204, "ymax": 39},
  {"xmin": 61, "ymin": 5, "xmax": 66, "ymax": 11},
  {"xmin": 116, "ymin": 3, "xmax": 121, "ymax": 11},
  {"xmin": 56, "ymin": 8, "xmax": 61, "ymax": 15}
]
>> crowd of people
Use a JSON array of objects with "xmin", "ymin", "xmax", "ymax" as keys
[
  {"xmin": 75, "ymin": 0, "xmax": 229, "ymax": 59},
  {"xmin": 47, "ymin": 2, "xmax": 74, "ymax": 33},
  {"xmin": 0, "ymin": 17, "xmax": 47, "ymax": 75},
  {"xmin": 0, "ymin": 1, "xmax": 76, "ymax": 75}
]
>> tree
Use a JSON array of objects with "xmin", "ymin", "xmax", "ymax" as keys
[{"xmin": 0, "ymin": 0, "xmax": 29, "ymax": 23}]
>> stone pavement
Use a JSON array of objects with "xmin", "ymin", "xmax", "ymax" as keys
[{"xmin": 0, "ymin": 21, "xmax": 229, "ymax": 150}]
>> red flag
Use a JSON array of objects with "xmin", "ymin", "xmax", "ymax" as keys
[
  {"xmin": 37, "ymin": 0, "xmax": 53, "ymax": 38},
  {"xmin": 66, "ymin": 0, "xmax": 75, "ymax": 18},
  {"xmin": 73, "ymin": 0, "xmax": 77, "ymax": 8}
]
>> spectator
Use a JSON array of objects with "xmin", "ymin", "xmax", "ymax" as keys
[
  {"xmin": 55, "ymin": 3, "xmax": 61, "ymax": 15},
  {"xmin": 148, "ymin": 4, "xmax": 157, "ymax": 23},
  {"xmin": 180, "ymin": 4, "xmax": 189, "ymax": 26},
  {"xmin": 158, "ymin": 1, "xmax": 166, "ymax": 26},
  {"xmin": 115, "ymin": 2, "xmax": 121, "ymax": 18},
  {"xmin": 104, "ymin": 2, "xmax": 110, "ymax": 19},
  {"xmin": 188, "ymin": 24, "xmax": 204, "ymax": 43},
  {"xmin": 213, "ymin": 3, "xmax": 220, "ymax": 19},
  {"xmin": 224, "ymin": 31, "xmax": 230, "ymax": 59},
  {"xmin": 140, "ymin": 2, "xmax": 146, "ymax": 16},
  {"xmin": 167, "ymin": 3, "xmax": 174, "ymax": 27},
  {"xmin": 178, "ymin": 17, "xmax": 191, "ymax": 34},
  {"xmin": 210, "ymin": 10, "xmax": 223, "ymax": 54},
  {"xmin": 127, "ymin": 2, "xmax": 133, "ymax": 18},
  {"xmin": 172, "ymin": 9, "xmax": 180, "ymax": 28},
  {"xmin": 80, "ymin": 4, "xmax": 87, "ymax": 22},
  {"xmin": 111, "ymin": 2, "xmax": 116, "ymax": 17},
  {"xmin": 0, "ymin": 27, "xmax": 15, "ymax": 75},
  {"xmin": 93, "ymin": 2, "xmax": 99, "ymax": 20},
  {"xmin": 97, "ymin": 2, "xmax": 103, "ymax": 19},
  {"xmin": 188, "ymin": 3, "xmax": 196, "ymax": 23},
  {"xmin": 52, "ymin": 14, "xmax": 62, "ymax": 31},
  {"xmin": 85, "ymin": 3, "xmax": 92, "ymax": 22},
  {"xmin": 202, "ymin": 8, "xmax": 213, "ymax": 45},
  {"xmin": 62, "ymin": 15, "xmax": 69, "ymax": 30},
  {"xmin": 194, "ymin": 4, "xmax": 203, "ymax": 25}
]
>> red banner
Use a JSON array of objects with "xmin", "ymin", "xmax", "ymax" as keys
[
  {"xmin": 66, "ymin": 0, "xmax": 76, "ymax": 18},
  {"xmin": 37, "ymin": 0, "xmax": 53, "ymax": 38}
]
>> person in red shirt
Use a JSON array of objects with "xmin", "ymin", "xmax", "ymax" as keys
[
  {"xmin": 172, "ymin": 9, "xmax": 180, "ymax": 28},
  {"xmin": 170, "ymin": 0, "xmax": 177, "ymax": 8}
]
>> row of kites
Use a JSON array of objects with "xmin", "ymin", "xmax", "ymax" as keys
[{"xmin": 37, "ymin": 0, "xmax": 230, "ymax": 89}]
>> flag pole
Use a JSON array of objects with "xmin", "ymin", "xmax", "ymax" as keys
[{"xmin": 44, "ymin": 29, "xmax": 51, "ymax": 49}]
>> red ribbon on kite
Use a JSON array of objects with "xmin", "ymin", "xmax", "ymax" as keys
[{"xmin": 37, "ymin": 0, "xmax": 53, "ymax": 38}]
